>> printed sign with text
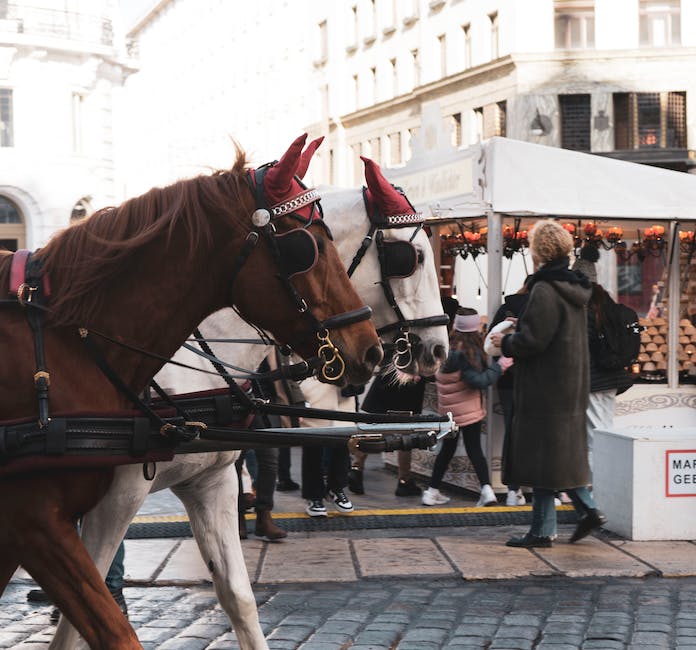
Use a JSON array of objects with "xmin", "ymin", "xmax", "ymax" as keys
[{"xmin": 666, "ymin": 450, "xmax": 696, "ymax": 497}]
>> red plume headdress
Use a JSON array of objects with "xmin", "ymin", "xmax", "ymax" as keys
[{"xmin": 361, "ymin": 156, "xmax": 423, "ymax": 227}]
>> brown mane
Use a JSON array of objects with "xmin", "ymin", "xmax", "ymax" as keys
[{"xmin": 20, "ymin": 146, "xmax": 250, "ymax": 328}]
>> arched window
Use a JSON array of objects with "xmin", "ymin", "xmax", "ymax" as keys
[
  {"xmin": 0, "ymin": 195, "xmax": 24, "ymax": 251},
  {"xmin": 71, "ymin": 197, "xmax": 92, "ymax": 222},
  {"xmin": 0, "ymin": 196, "xmax": 20, "ymax": 223}
]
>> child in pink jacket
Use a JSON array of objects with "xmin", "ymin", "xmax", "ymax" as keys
[{"xmin": 422, "ymin": 307, "xmax": 511, "ymax": 507}]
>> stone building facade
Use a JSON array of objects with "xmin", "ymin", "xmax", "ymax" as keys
[{"xmin": 0, "ymin": 0, "xmax": 132, "ymax": 250}]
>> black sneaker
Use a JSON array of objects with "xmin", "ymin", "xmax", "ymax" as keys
[
  {"xmin": 276, "ymin": 478, "xmax": 300, "ymax": 492},
  {"xmin": 347, "ymin": 467, "xmax": 364, "ymax": 495},
  {"xmin": 395, "ymin": 478, "xmax": 422, "ymax": 497},
  {"xmin": 506, "ymin": 533, "xmax": 553, "ymax": 548},
  {"xmin": 569, "ymin": 509, "xmax": 607, "ymax": 543},
  {"xmin": 305, "ymin": 499, "xmax": 328, "ymax": 517},
  {"xmin": 328, "ymin": 489, "xmax": 354, "ymax": 513}
]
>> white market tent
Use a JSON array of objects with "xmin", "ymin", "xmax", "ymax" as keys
[
  {"xmin": 484, "ymin": 137, "xmax": 696, "ymax": 220},
  {"xmin": 387, "ymin": 135, "xmax": 696, "ymax": 387}
]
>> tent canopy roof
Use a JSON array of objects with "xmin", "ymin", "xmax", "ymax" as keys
[
  {"xmin": 485, "ymin": 137, "xmax": 696, "ymax": 221},
  {"xmin": 388, "ymin": 137, "xmax": 696, "ymax": 222}
]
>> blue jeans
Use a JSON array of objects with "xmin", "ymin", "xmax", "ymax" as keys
[
  {"xmin": 531, "ymin": 487, "xmax": 597, "ymax": 538},
  {"xmin": 105, "ymin": 540, "xmax": 125, "ymax": 593}
]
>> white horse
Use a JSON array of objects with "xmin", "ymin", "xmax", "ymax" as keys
[{"xmin": 50, "ymin": 157, "xmax": 448, "ymax": 650}]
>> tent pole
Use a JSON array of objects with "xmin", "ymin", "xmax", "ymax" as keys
[
  {"xmin": 486, "ymin": 210, "xmax": 503, "ymax": 488},
  {"xmin": 486, "ymin": 210, "xmax": 503, "ymax": 320},
  {"xmin": 668, "ymin": 221, "xmax": 680, "ymax": 388}
]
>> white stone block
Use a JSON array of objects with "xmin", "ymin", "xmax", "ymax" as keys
[{"xmin": 594, "ymin": 426, "xmax": 696, "ymax": 540}]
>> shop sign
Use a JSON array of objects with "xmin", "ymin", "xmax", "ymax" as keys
[
  {"xmin": 394, "ymin": 158, "xmax": 475, "ymax": 207},
  {"xmin": 665, "ymin": 450, "xmax": 696, "ymax": 496}
]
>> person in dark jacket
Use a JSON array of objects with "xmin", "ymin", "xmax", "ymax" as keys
[
  {"xmin": 423, "ymin": 307, "xmax": 512, "ymax": 507},
  {"xmin": 488, "ymin": 282, "xmax": 530, "ymax": 506},
  {"xmin": 489, "ymin": 219, "xmax": 607, "ymax": 548},
  {"xmin": 572, "ymin": 245, "xmax": 634, "ymax": 473},
  {"xmin": 349, "ymin": 367, "xmax": 426, "ymax": 497}
]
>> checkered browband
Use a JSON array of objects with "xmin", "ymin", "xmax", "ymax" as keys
[{"xmin": 385, "ymin": 213, "xmax": 424, "ymax": 226}]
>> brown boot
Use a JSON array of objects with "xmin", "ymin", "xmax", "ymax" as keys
[
  {"xmin": 254, "ymin": 510, "xmax": 287, "ymax": 541},
  {"xmin": 238, "ymin": 510, "xmax": 248, "ymax": 540}
]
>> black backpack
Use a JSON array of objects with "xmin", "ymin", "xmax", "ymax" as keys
[{"xmin": 596, "ymin": 301, "xmax": 642, "ymax": 370}]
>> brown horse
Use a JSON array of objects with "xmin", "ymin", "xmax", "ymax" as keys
[{"xmin": 0, "ymin": 135, "xmax": 381, "ymax": 649}]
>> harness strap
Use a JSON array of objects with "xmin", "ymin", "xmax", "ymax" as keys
[
  {"xmin": 346, "ymin": 225, "xmax": 376, "ymax": 278},
  {"xmin": 375, "ymin": 230, "xmax": 408, "ymax": 325},
  {"xmin": 227, "ymin": 231, "xmax": 259, "ymax": 303},
  {"xmin": 15, "ymin": 252, "xmax": 52, "ymax": 428},
  {"xmin": 79, "ymin": 330, "xmax": 198, "ymax": 443}
]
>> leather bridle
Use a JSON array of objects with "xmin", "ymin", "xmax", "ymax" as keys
[
  {"xmin": 244, "ymin": 163, "xmax": 372, "ymax": 381},
  {"xmin": 345, "ymin": 187, "xmax": 449, "ymax": 370}
]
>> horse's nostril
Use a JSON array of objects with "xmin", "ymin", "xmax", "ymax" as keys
[
  {"xmin": 433, "ymin": 344, "xmax": 447, "ymax": 361},
  {"xmin": 364, "ymin": 343, "xmax": 384, "ymax": 369}
]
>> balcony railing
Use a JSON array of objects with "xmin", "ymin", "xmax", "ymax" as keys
[{"xmin": 0, "ymin": 4, "xmax": 113, "ymax": 47}]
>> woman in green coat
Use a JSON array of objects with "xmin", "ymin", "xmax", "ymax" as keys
[{"xmin": 489, "ymin": 219, "xmax": 607, "ymax": 548}]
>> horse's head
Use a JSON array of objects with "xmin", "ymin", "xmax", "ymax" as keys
[
  {"xmin": 315, "ymin": 158, "xmax": 449, "ymax": 379},
  {"xmin": 232, "ymin": 134, "xmax": 382, "ymax": 385}
]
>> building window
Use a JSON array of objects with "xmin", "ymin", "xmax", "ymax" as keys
[
  {"xmin": 316, "ymin": 20, "xmax": 328, "ymax": 63},
  {"xmin": 0, "ymin": 89, "xmax": 13, "ymax": 147},
  {"xmin": 70, "ymin": 198, "xmax": 92, "ymax": 222},
  {"xmin": 352, "ymin": 143, "xmax": 362, "ymax": 184},
  {"xmin": 472, "ymin": 107, "xmax": 484, "ymax": 142},
  {"xmin": 462, "ymin": 23, "xmax": 472, "ymax": 69},
  {"xmin": 370, "ymin": 137, "xmax": 381, "ymax": 164},
  {"xmin": 411, "ymin": 48, "xmax": 420, "ymax": 88},
  {"xmin": 478, "ymin": 102, "xmax": 506, "ymax": 139},
  {"xmin": 640, "ymin": 0, "xmax": 680, "ymax": 47},
  {"xmin": 347, "ymin": 5, "xmax": 358, "ymax": 50},
  {"xmin": 0, "ymin": 195, "xmax": 22, "ymax": 252},
  {"xmin": 389, "ymin": 131, "xmax": 402, "ymax": 166},
  {"xmin": 489, "ymin": 12, "xmax": 499, "ymax": 59},
  {"xmin": 363, "ymin": 0, "xmax": 376, "ymax": 44},
  {"xmin": 409, "ymin": 126, "xmax": 420, "ymax": 153},
  {"xmin": 401, "ymin": 0, "xmax": 419, "ymax": 26},
  {"xmin": 554, "ymin": 1, "xmax": 595, "ymax": 49},
  {"xmin": 438, "ymin": 33, "xmax": 447, "ymax": 77},
  {"xmin": 0, "ymin": 196, "xmax": 20, "ymax": 223},
  {"xmin": 381, "ymin": 0, "xmax": 396, "ymax": 34},
  {"xmin": 450, "ymin": 113, "xmax": 462, "ymax": 147},
  {"xmin": 560, "ymin": 94, "xmax": 591, "ymax": 151},
  {"xmin": 370, "ymin": 66, "xmax": 377, "ymax": 104},
  {"xmin": 72, "ymin": 92, "xmax": 83, "ymax": 154},
  {"xmin": 390, "ymin": 58, "xmax": 398, "ymax": 97},
  {"xmin": 613, "ymin": 91, "xmax": 686, "ymax": 150}
]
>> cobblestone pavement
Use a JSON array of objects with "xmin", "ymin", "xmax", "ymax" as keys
[{"xmin": 3, "ymin": 574, "xmax": 696, "ymax": 649}]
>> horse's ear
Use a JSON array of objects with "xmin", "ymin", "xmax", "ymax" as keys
[
  {"xmin": 265, "ymin": 133, "xmax": 307, "ymax": 195},
  {"xmin": 297, "ymin": 136, "xmax": 324, "ymax": 179},
  {"xmin": 362, "ymin": 155, "xmax": 397, "ymax": 208},
  {"xmin": 362, "ymin": 155, "xmax": 419, "ymax": 220}
]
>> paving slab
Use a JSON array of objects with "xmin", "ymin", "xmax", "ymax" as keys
[
  {"xmin": 124, "ymin": 538, "xmax": 180, "ymax": 583},
  {"xmin": 352, "ymin": 537, "xmax": 454, "ymax": 577},
  {"xmin": 157, "ymin": 539, "xmax": 212, "ymax": 583},
  {"xmin": 258, "ymin": 536, "xmax": 357, "ymax": 583},
  {"xmin": 536, "ymin": 536, "xmax": 655, "ymax": 577},
  {"xmin": 610, "ymin": 540, "xmax": 696, "ymax": 577},
  {"xmin": 438, "ymin": 535, "xmax": 556, "ymax": 579}
]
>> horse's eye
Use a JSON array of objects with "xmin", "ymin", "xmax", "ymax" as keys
[{"xmin": 417, "ymin": 249, "xmax": 424, "ymax": 264}]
